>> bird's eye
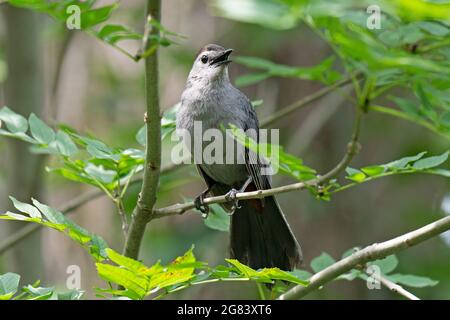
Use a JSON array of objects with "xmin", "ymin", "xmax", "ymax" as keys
[{"xmin": 201, "ymin": 55, "xmax": 208, "ymax": 64}]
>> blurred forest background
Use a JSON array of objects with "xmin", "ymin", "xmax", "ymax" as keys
[{"xmin": 0, "ymin": 0, "xmax": 449, "ymax": 299}]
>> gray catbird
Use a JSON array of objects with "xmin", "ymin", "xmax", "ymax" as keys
[{"xmin": 176, "ymin": 44, "xmax": 302, "ymax": 270}]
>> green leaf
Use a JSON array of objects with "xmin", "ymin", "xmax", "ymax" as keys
[
  {"xmin": 81, "ymin": 4, "xmax": 118, "ymax": 29},
  {"xmin": 31, "ymin": 198, "xmax": 66, "ymax": 225},
  {"xmin": 57, "ymin": 290, "xmax": 84, "ymax": 300},
  {"xmin": 9, "ymin": 196, "xmax": 41, "ymax": 219},
  {"xmin": 136, "ymin": 125, "xmax": 146, "ymax": 146},
  {"xmin": 361, "ymin": 165, "xmax": 385, "ymax": 177},
  {"xmin": 149, "ymin": 247, "xmax": 197, "ymax": 290},
  {"xmin": 95, "ymin": 287, "xmax": 139, "ymax": 300},
  {"xmin": 440, "ymin": 112, "xmax": 450, "ymax": 129},
  {"xmin": 106, "ymin": 248, "xmax": 150, "ymax": 275},
  {"xmin": 210, "ymin": 0, "xmax": 299, "ymax": 30},
  {"xmin": 235, "ymin": 55, "xmax": 339, "ymax": 86},
  {"xmin": 289, "ymin": 269, "xmax": 313, "ymax": 281},
  {"xmin": 84, "ymin": 163, "xmax": 117, "ymax": 184},
  {"xmin": 386, "ymin": 274, "xmax": 438, "ymax": 288},
  {"xmin": 385, "ymin": 151, "xmax": 427, "ymax": 169},
  {"xmin": 22, "ymin": 285, "xmax": 54, "ymax": 300},
  {"xmin": 204, "ymin": 204, "xmax": 230, "ymax": 232},
  {"xmin": 54, "ymin": 131, "xmax": 78, "ymax": 156},
  {"xmin": 225, "ymin": 259, "xmax": 307, "ymax": 284},
  {"xmin": 47, "ymin": 166, "xmax": 97, "ymax": 187},
  {"xmin": 97, "ymin": 24, "xmax": 142, "ymax": 44},
  {"xmin": 390, "ymin": 96, "xmax": 419, "ymax": 117},
  {"xmin": 5, "ymin": 211, "xmax": 30, "ymax": 221},
  {"xmin": 412, "ymin": 151, "xmax": 449, "ymax": 169},
  {"xmin": 227, "ymin": 124, "xmax": 316, "ymax": 181},
  {"xmin": 251, "ymin": 99, "xmax": 264, "ymax": 108},
  {"xmin": 339, "ymin": 269, "xmax": 362, "ymax": 281},
  {"xmin": 4, "ymin": 198, "xmax": 109, "ymax": 262},
  {"xmin": 0, "ymin": 129, "xmax": 37, "ymax": 143},
  {"xmin": 74, "ymin": 134, "xmax": 119, "ymax": 161},
  {"xmin": 417, "ymin": 21, "xmax": 449, "ymax": 37},
  {"xmin": 345, "ymin": 167, "xmax": 366, "ymax": 182},
  {"xmin": 28, "ymin": 113, "xmax": 55, "ymax": 144},
  {"xmin": 310, "ymin": 253, "xmax": 336, "ymax": 273},
  {"xmin": 369, "ymin": 255, "xmax": 398, "ymax": 274},
  {"xmin": 235, "ymin": 73, "xmax": 270, "ymax": 87},
  {"xmin": 89, "ymin": 235, "xmax": 109, "ymax": 261},
  {"xmin": 0, "ymin": 273, "xmax": 20, "ymax": 300},
  {"xmin": 226, "ymin": 259, "xmax": 259, "ymax": 277},
  {"xmin": 0, "ymin": 106, "xmax": 28, "ymax": 133},
  {"xmin": 96, "ymin": 263, "xmax": 148, "ymax": 299},
  {"xmin": 428, "ymin": 168, "xmax": 450, "ymax": 178},
  {"xmin": 259, "ymin": 268, "xmax": 308, "ymax": 286},
  {"xmin": 415, "ymin": 83, "xmax": 438, "ymax": 121}
]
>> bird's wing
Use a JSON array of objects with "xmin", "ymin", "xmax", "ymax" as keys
[{"xmin": 239, "ymin": 94, "xmax": 272, "ymax": 191}]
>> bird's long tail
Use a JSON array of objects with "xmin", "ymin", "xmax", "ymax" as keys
[{"xmin": 229, "ymin": 195, "xmax": 302, "ymax": 270}]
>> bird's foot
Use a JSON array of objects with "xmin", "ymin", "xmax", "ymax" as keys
[
  {"xmin": 194, "ymin": 192, "xmax": 210, "ymax": 218},
  {"xmin": 225, "ymin": 188, "xmax": 241, "ymax": 215}
]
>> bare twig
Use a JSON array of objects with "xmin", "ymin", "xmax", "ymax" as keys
[
  {"xmin": 260, "ymin": 73, "xmax": 362, "ymax": 127},
  {"xmin": 278, "ymin": 215, "xmax": 450, "ymax": 300},
  {"xmin": 113, "ymin": 198, "xmax": 129, "ymax": 239},
  {"xmin": 364, "ymin": 269, "xmax": 420, "ymax": 300},
  {"xmin": 49, "ymin": 27, "xmax": 74, "ymax": 121}
]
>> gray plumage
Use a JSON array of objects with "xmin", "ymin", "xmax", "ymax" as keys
[{"xmin": 176, "ymin": 44, "xmax": 302, "ymax": 270}]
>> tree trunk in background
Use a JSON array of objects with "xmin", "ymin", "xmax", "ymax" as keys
[{"xmin": 1, "ymin": 6, "xmax": 44, "ymax": 283}]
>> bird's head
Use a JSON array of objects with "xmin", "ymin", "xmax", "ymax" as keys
[{"xmin": 187, "ymin": 44, "xmax": 233, "ymax": 85}]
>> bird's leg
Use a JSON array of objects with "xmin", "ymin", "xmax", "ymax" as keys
[
  {"xmin": 225, "ymin": 176, "xmax": 253, "ymax": 215},
  {"xmin": 194, "ymin": 187, "xmax": 211, "ymax": 218}
]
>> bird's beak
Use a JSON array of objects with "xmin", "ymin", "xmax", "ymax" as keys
[{"xmin": 210, "ymin": 49, "xmax": 233, "ymax": 67}]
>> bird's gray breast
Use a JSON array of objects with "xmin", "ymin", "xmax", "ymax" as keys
[{"xmin": 176, "ymin": 86, "xmax": 249, "ymax": 186}]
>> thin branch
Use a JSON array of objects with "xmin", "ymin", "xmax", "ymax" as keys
[
  {"xmin": 153, "ymin": 110, "xmax": 362, "ymax": 217},
  {"xmin": 49, "ymin": 28, "xmax": 74, "ymax": 121},
  {"xmin": 134, "ymin": 13, "xmax": 155, "ymax": 61},
  {"xmin": 113, "ymin": 198, "xmax": 128, "ymax": 239},
  {"xmin": 260, "ymin": 73, "xmax": 362, "ymax": 127},
  {"xmin": 365, "ymin": 269, "xmax": 420, "ymax": 300},
  {"xmin": 0, "ymin": 163, "xmax": 179, "ymax": 255},
  {"xmin": 278, "ymin": 215, "xmax": 450, "ymax": 300},
  {"xmin": 122, "ymin": 0, "xmax": 162, "ymax": 260},
  {"xmin": 331, "ymin": 169, "xmax": 448, "ymax": 194}
]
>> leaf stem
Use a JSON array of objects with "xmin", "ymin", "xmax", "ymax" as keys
[{"xmin": 369, "ymin": 105, "xmax": 450, "ymax": 140}]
